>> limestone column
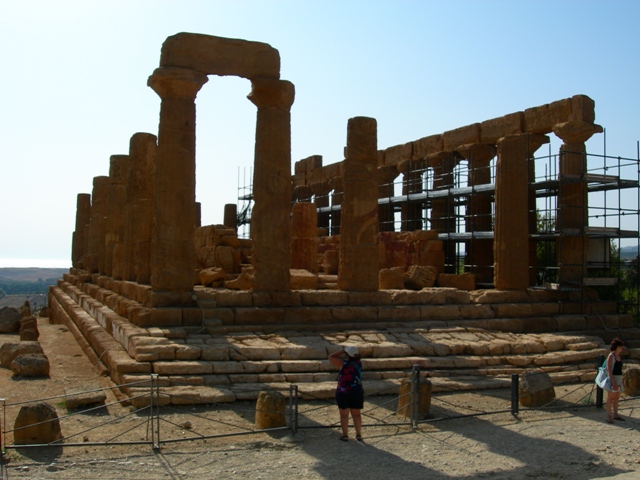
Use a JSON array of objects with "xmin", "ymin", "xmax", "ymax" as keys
[
  {"xmin": 86, "ymin": 176, "xmax": 109, "ymax": 274},
  {"xmin": 553, "ymin": 121, "xmax": 603, "ymax": 285},
  {"xmin": 124, "ymin": 133, "xmax": 156, "ymax": 284},
  {"xmin": 104, "ymin": 154, "xmax": 130, "ymax": 278},
  {"xmin": 224, "ymin": 204, "xmax": 238, "ymax": 231},
  {"xmin": 456, "ymin": 144, "xmax": 495, "ymax": 284},
  {"xmin": 377, "ymin": 165, "xmax": 399, "ymax": 232},
  {"xmin": 398, "ymin": 160, "xmax": 424, "ymax": 231},
  {"xmin": 148, "ymin": 67, "xmax": 208, "ymax": 292},
  {"xmin": 494, "ymin": 134, "xmax": 548, "ymax": 290},
  {"xmin": 338, "ymin": 116, "xmax": 379, "ymax": 291},
  {"xmin": 72, "ymin": 193, "xmax": 91, "ymax": 269},
  {"xmin": 291, "ymin": 202, "xmax": 318, "ymax": 273},
  {"xmin": 248, "ymin": 78, "xmax": 295, "ymax": 292}
]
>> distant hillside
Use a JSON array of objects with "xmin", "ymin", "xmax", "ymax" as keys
[
  {"xmin": 621, "ymin": 245, "xmax": 639, "ymax": 260},
  {"xmin": 0, "ymin": 268, "xmax": 68, "ymax": 282}
]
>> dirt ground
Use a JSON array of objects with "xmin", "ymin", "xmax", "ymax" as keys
[{"xmin": 0, "ymin": 317, "xmax": 639, "ymax": 479}]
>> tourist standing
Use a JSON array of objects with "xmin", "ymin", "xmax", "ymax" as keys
[
  {"xmin": 605, "ymin": 337, "xmax": 625, "ymax": 423},
  {"xmin": 329, "ymin": 346, "xmax": 364, "ymax": 441}
]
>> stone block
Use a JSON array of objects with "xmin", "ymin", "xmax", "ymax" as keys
[
  {"xmin": 570, "ymin": 94, "xmax": 595, "ymax": 123},
  {"xmin": 13, "ymin": 402, "xmax": 62, "ymax": 445},
  {"xmin": 412, "ymin": 135, "xmax": 443, "ymax": 160},
  {"xmin": 379, "ymin": 267, "xmax": 405, "ymax": 290},
  {"xmin": 153, "ymin": 361, "xmax": 213, "ymax": 375},
  {"xmin": 519, "ymin": 370, "xmax": 556, "ymax": 407},
  {"xmin": 0, "ymin": 341, "xmax": 44, "ymax": 368},
  {"xmin": 255, "ymin": 390, "xmax": 287, "ymax": 429},
  {"xmin": 384, "ymin": 142, "xmax": 413, "ymax": 166},
  {"xmin": 556, "ymin": 315, "xmax": 587, "ymax": 331},
  {"xmin": 437, "ymin": 273, "xmax": 475, "ymax": 291},
  {"xmin": 300, "ymin": 290, "xmax": 349, "ymax": 306},
  {"xmin": 623, "ymin": 365, "xmax": 640, "ymax": 397},
  {"xmin": 11, "ymin": 354, "xmax": 50, "ymax": 377},
  {"xmin": 216, "ymin": 291, "xmax": 253, "ymax": 307},
  {"xmin": 65, "ymin": 383, "xmax": 107, "ymax": 409},
  {"xmin": 524, "ymin": 98, "xmax": 572, "ymax": 134},
  {"xmin": 290, "ymin": 269, "xmax": 318, "ymax": 290},
  {"xmin": 377, "ymin": 305, "xmax": 421, "ymax": 321},
  {"xmin": 283, "ymin": 306, "xmax": 333, "ymax": 324},
  {"xmin": 480, "ymin": 112, "xmax": 525, "ymax": 144},
  {"xmin": 330, "ymin": 306, "xmax": 377, "ymax": 322},
  {"xmin": 491, "ymin": 303, "xmax": 534, "ymax": 318},
  {"xmin": 235, "ymin": 308, "xmax": 284, "ymax": 325},
  {"xmin": 443, "ymin": 123, "xmax": 481, "ymax": 150}
]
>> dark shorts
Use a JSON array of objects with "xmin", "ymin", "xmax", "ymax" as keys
[{"xmin": 336, "ymin": 386, "xmax": 364, "ymax": 410}]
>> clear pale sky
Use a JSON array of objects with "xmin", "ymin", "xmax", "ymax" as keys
[{"xmin": 1, "ymin": 0, "xmax": 639, "ymax": 267}]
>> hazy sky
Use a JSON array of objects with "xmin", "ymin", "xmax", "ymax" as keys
[{"xmin": 1, "ymin": 0, "xmax": 639, "ymax": 267}]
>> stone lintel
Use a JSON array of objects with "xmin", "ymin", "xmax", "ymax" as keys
[
  {"xmin": 480, "ymin": 112, "xmax": 525, "ymax": 144},
  {"xmin": 454, "ymin": 143, "xmax": 496, "ymax": 164},
  {"xmin": 412, "ymin": 134, "xmax": 443, "ymax": 160},
  {"xmin": 160, "ymin": 32, "xmax": 281, "ymax": 80},
  {"xmin": 443, "ymin": 123, "xmax": 481, "ymax": 151},
  {"xmin": 383, "ymin": 142, "xmax": 413, "ymax": 167}
]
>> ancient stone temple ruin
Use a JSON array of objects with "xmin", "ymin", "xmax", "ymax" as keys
[{"xmin": 50, "ymin": 33, "xmax": 639, "ymax": 405}]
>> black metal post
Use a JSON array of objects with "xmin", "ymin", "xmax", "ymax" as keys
[{"xmin": 511, "ymin": 374, "xmax": 519, "ymax": 416}]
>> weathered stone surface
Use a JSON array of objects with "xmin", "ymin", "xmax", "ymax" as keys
[
  {"xmin": 519, "ymin": 370, "xmax": 555, "ymax": 407},
  {"xmin": 623, "ymin": 365, "xmax": 640, "ymax": 397},
  {"xmin": 379, "ymin": 267, "xmax": 405, "ymax": 290},
  {"xmin": 291, "ymin": 202, "xmax": 318, "ymax": 273},
  {"xmin": 10, "ymin": 354, "xmax": 50, "ymax": 377},
  {"xmin": 290, "ymin": 269, "xmax": 318, "ymax": 290},
  {"xmin": 255, "ymin": 390, "xmax": 287, "ymax": 429},
  {"xmin": 404, "ymin": 265, "xmax": 438, "ymax": 290},
  {"xmin": 438, "ymin": 273, "xmax": 475, "ymax": 291},
  {"xmin": 0, "ymin": 306, "xmax": 21, "ymax": 333},
  {"xmin": 199, "ymin": 267, "xmax": 225, "ymax": 286},
  {"xmin": 14, "ymin": 402, "xmax": 62, "ymax": 445},
  {"xmin": 0, "ymin": 341, "xmax": 44, "ymax": 368},
  {"xmin": 65, "ymin": 383, "xmax": 107, "ymax": 409},
  {"xmin": 19, "ymin": 315, "xmax": 39, "ymax": 341}
]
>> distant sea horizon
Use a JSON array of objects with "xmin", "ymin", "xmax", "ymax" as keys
[{"xmin": 0, "ymin": 259, "xmax": 71, "ymax": 269}]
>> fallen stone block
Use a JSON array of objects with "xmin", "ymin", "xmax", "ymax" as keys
[
  {"xmin": 65, "ymin": 383, "xmax": 107, "ymax": 409},
  {"xmin": 0, "ymin": 341, "xmax": 44, "ymax": 368},
  {"xmin": 14, "ymin": 402, "xmax": 62, "ymax": 445},
  {"xmin": 10, "ymin": 354, "xmax": 50, "ymax": 377}
]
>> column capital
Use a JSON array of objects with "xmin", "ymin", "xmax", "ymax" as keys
[
  {"xmin": 248, "ymin": 78, "xmax": 295, "ymax": 109},
  {"xmin": 147, "ymin": 67, "xmax": 208, "ymax": 100},
  {"xmin": 497, "ymin": 133, "xmax": 549, "ymax": 154},
  {"xmin": 454, "ymin": 143, "xmax": 496, "ymax": 165},
  {"xmin": 553, "ymin": 120, "xmax": 603, "ymax": 144}
]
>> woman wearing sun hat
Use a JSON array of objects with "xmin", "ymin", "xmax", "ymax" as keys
[{"xmin": 328, "ymin": 345, "xmax": 364, "ymax": 441}]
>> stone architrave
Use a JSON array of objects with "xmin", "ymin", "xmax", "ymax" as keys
[
  {"xmin": 124, "ymin": 133, "xmax": 157, "ymax": 284},
  {"xmin": 248, "ymin": 78, "xmax": 295, "ymax": 292},
  {"xmin": 71, "ymin": 193, "xmax": 91, "ymax": 269},
  {"xmin": 148, "ymin": 67, "xmax": 208, "ymax": 292},
  {"xmin": 338, "ymin": 116, "xmax": 379, "ymax": 291},
  {"xmin": 291, "ymin": 202, "xmax": 318, "ymax": 273},
  {"xmin": 104, "ymin": 154, "xmax": 130, "ymax": 277},
  {"xmin": 494, "ymin": 134, "xmax": 548, "ymax": 290},
  {"xmin": 86, "ymin": 176, "xmax": 109, "ymax": 274},
  {"xmin": 553, "ymin": 120, "xmax": 603, "ymax": 284},
  {"xmin": 457, "ymin": 144, "xmax": 496, "ymax": 284}
]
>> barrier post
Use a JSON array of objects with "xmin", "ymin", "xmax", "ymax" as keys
[
  {"xmin": 511, "ymin": 374, "xmax": 519, "ymax": 416},
  {"xmin": 0, "ymin": 398, "xmax": 4, "ymax": 455},
  {"xmin": 411, "ymin": 365, "xmax": 420, "ymax": 429},
  {"xmin": 154, "ymin": 373, "xmax": 161, "ymax": 448},
  {"xmin": 596, "ymin": 354, "xmax": 604, "ymax": 408}
]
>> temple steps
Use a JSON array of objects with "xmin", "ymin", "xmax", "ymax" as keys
[{"xmin": 48, "ymin": 274, "xmax": 640, "ymax": 406}]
